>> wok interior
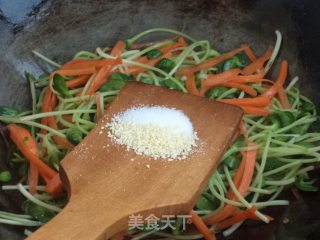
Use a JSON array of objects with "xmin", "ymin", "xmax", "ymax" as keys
[{"xmin": 0, "ymin": 0, "xmax": 319, "ymax": 239}]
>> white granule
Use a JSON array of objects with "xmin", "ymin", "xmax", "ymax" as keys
[{"xmin": 106, "ymin": 106, "xmax": 198, "ymax": 160}]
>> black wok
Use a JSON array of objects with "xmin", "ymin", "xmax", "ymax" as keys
[{"xmin": 0, "ymin": 0, "xmax": 319, "ymax": 239}]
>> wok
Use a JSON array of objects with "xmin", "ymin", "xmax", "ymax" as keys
[{"xmin": 0, "ymin": 0, "xmax": 319, "ymax": 239}]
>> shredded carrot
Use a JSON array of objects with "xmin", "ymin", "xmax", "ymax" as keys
[
  {"xmin": 28, "ymin": 163, "xmax": 39, "ymax": 195},
  {"xmin": 219, "ymin": 96, "xmax": 270, "ymax": 107},
  {"xmin": 178, "ymin": 47, "xmax": 245, "ymax": 76},
  {"xmin": 50, "ymin": 67, "xmax": 96, "ymax": 79},
  {"xmin": 47, "ymin": 116, "xmax": 74, "ymax": 150},
  {"xmin": 205, "ymin": 205, "xmax": 237, "ymax": 225},
  {"xmin": 185, "ymin": 73, "xmax": 200, "ymax": 96},
  {"xmin": 160, "ymin": 37, "xmax": 187, "ymax": 53},
  {"xmin": 128, "ymin": 52, "xmax": 172, "ymax": 75},
  {"xmin": 190, "ymin": 210, "xmax": 215, "ymax": 240},
  {"xmin": 235, "ymin": 141, "xmax": 257, "ymax": 196},
  {"xmin": 60, "ymin": 59, "xmax": 118, "ymax": 70},
  {"xmin": 276, "ymin": 84, "xmax": 291, "ymax": 109},
  {"xmin": 217, "ymin": 206, "xmax": 258, "ymax": 230},
  {"xmin": 45, "ymin": 173, "xmax": 64, "ymax": 197},
  {"xmin": 240, "ymin": 106, "xmax": 269, "ymax": 116},
  {"xmin": 110, "ymin": 40, "xmax": 126, "ymax": 58},
  {"xmin": 7, "ymin": 124, "xmax": 57, "ymax": 179},
  {"xmin": 229, "ymin": 70, "xmax": 265, "ymax": 84},
  {"xmin": 66, "ymin": 75, "xmax": 90, "ymax": 88},
  {"xmin": 242, "ymin": 44, "xmax": 257, "ymax": 61},
  {"xmin": 227, "ymin": 152, "xmax": 246, "ymax": 199},
  {"xmin": 200, "ymin": 69, "xmax": 241, "ymax": 95},
  {"xmin": 85, "ymin": 59, "xmax": 122, "ymax": 95},
  {"xmin": 242, "ymin": 48, "xmax": 273, "ymax": 75},
  {"xmin": 218, "ymin": 82, "xmax": 257, "ymax": 97}
]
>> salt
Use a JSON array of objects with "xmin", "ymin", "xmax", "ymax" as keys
[{"xmin": 107, "ymin": 106, "xmax": 198, "ymax": 160}]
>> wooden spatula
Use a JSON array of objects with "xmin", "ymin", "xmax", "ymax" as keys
[{"xmin": 27, "ymin": 82, "xmax": 243, "ymax": 240}]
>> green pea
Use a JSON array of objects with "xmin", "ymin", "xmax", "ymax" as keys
[
  {"xmin": 223, "ymin": 154, "xmax": 241, "ymax": 170},
  {"xmin": 196, "ymin": 193, "xmax": 217, "ymax": 210},
  {"xmin": 0, "ymin": 171, "xmax": 12, "ymax": 182},
  {"xmin": 145, "ymin": 49, "xmax": 162, "ymax": 60},
  {"xmin": 66, "ymin": 130, "xmax": 83, "ymax": 145},
  {"xmin": 53, "ymin": 74, "xmax": 69, "ymax": 97}
]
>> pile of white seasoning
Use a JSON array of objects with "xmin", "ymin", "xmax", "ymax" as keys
[{"xmin": 106, "ymin": 106, "xmax": 198, "ymax": 160}]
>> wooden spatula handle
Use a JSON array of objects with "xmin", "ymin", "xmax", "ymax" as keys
[{"xmin": 27, "ymin": 200, "xmax": 129, "ymax": 240}]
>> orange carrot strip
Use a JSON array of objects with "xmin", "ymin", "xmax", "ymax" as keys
[
  {"xmin": 205, "ymin": 205, "xmax": 237, "ymax": 225},
  {"xmin": 110, "ymin": 40, "xmax": 126, "ymax": 58},
  {"xmin": 177, "ymin": 47, "xmax": 245, "ymax": 76},
  {"xmin": 236, "ymin": 141, "xmax": 257, "ymax": 196},
  {"xmin": 276, "ymin": 84, "xmax": 291, "ymax": 109},
  {"xmin": 160, "ymin": 37, "xmax": 187, "ymax": 53},
  {"xmin": 7, "ymin": 124, "xmax": 57, "ymax": 179},
  {"xmin": 185, "ymin": 73, "xmax": 200, "ymax": 96},
  {"xmin": 200, "ymin": 69, "xmax": 241, "ymax": 95},
  {"xmin": 66, "ymin": 75, "xmax": 90, "ymax": 89},
  {"xmin": 203, "ymin": 69, "xmax": 242, "ymax": 86},
  {"xmin": 242, "ymin": 48, "xmax": 273, "ymax": 75},
  {"xmin": 85, "ymin": 59, "xmax": 122, "ymax": 95},
  {"xmin": 227, "ymin": 152, "xmax": 246, "ymax": 199},
  {"xmin": 45, "ymin": 173, "xmax": 64, "ymax": 197},
  {"xmin": 217, "ymin": 207, "xmax": 258, "ymax": 230},
  {"xmin": 60, "ymin": 59, "xmax": 118, "ymax": 70},
  {"xmin": 240, "ymin": 106, "xmax": 269, "ymax": 116},
  {"xmin": 28, "ymin": 163, "xmax": 39, "ymax": 195},
  {"xmin": 229, "ymin": 70, "xmax": 265, "ymax": 84},
  {"xmin": 62, "ymin": 114, "xmax": 73, "ymax": 123},
  {"xmin": 47, "ymin": 116, "xmax": 74, "ymax": 150},
  {"xmin": 190, "ymin": 210, "xmax": 215, "ymax": 240},
  {"xmin": 219, "ymin": 96, "xmax": 270, "ymax": 107},
  {"xmin": 128, "ymin": 52, "xmax": 172, "ymax": 75},
  {"xmin": 263, "ymin": 60, "xmax": 289, "ymax": 99},
  {"xmin": 218, "ymin": 82, "xmax": 257, "ymax": 97},
  {"xmin": 50, "ymin": 67, "xmax": 96, "ymax": 79},
  {"xmin": 242, "ymin": 44, "xmax": 257, "ymax": 61}
]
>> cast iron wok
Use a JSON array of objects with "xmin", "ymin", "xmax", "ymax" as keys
[{"xmin": 0, "ymin": 0, "xmax": 319, "ymax": 239}]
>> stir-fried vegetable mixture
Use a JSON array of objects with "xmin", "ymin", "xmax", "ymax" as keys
[{"xmin": 0, "ymin": 28, "xmax": 319, "ymax": 239}]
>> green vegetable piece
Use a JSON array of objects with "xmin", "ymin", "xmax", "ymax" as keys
[
  {"xmin": 66, "ymin": 130, "xmax": 83, "ymax": 145},
  {"xmin": 278, "ymin": 111, "xmax": 296, "ymax": 127},
  {"xmin": 159, "ymin": 79, "xmax": 182, "ymax": 90},
  {"xmin": 52, "ymin": 74, "xmax": 69, "ymax": 97},
  {"xmin": 269, "ymin": 114, "xmax": 281, "ymax": 129},
  {"xmin": 301, "ymin": 101, "xmax": 316, "ymax": 115},
  {"xmin": 196, "ymin": 194, "xmax": 216, "ymax": 211},
  {"xmin": 0, "ymin": 106, "xmax": 19, "ymax": 117},
  {"xmin": 25, "ymin": 72, "xmax": 37, "ymax": 82},
  {"xmin": 295, "ymin": 142, "xmax": 316, "ymax": 149},
  {"xmin": 264, "ymin": 157, "xmax": 286, "ymax": 172},
  {"xmin": 223, "ymin": 154, "xmax": 241, "ymax": 170},
  {"xmin": 295, "ymin": 173, "xmax": 318, "ymax": 192},
  {"xmin": 145, "ymin": 49, "xmax": 162, "ymax": 60},
  {"xmin": 206, "ymin": 87, "xmax": 229, "ymax": 99},
  {"xmin": 99, "ymin": 72, "xmax": 132, "ymax": 92},
  {"xmin": 23, "ymin": 200, "xmax": 55, "ymax": 223},
  {"xmin": 155, "ymin": 58, "xmax": 175, "ymax": 73},
  {"xmin": 0, "ymin": 171, "xmax": 12, "ymax": 182},
  {"xmin": 141, "ymin": 78, "xmax": 155, "ymax": 85}
]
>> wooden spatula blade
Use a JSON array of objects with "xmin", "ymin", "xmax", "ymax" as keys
[{"xmin": 28, "ymin": 82, "xmax": 243, "ymax": 240}]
